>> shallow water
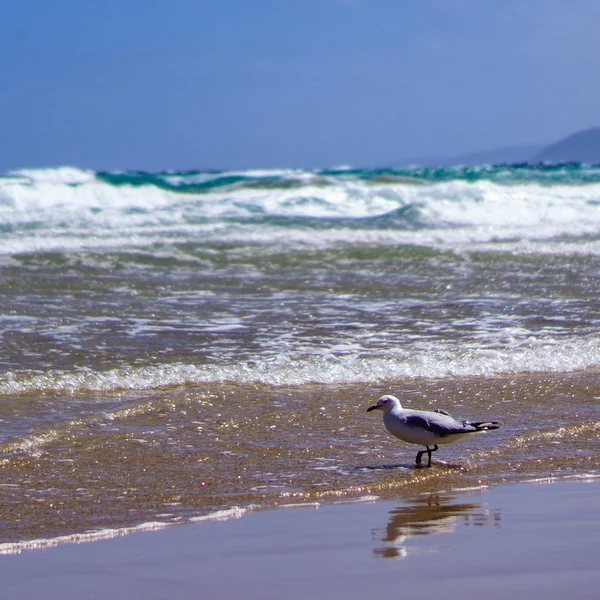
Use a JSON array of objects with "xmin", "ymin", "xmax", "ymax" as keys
[
  {"xmin": 1, "ymin": 373, "xmax": 599, "ymax": 547},
  {"xmin": 1, "ymin": 165, "xmax": 599, "ymax": 549}
]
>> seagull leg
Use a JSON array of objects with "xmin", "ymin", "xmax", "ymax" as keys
[
  {"xmin": 416, "ymin": 445, "xmax": 439, "ymax": 467},
  {"xmin": 415, "ymin": 449, "xmax": 426, "ymax": 466},
  {"xmin": 426, "ymin": 445, "xmax": 439, "ymax": 467}
]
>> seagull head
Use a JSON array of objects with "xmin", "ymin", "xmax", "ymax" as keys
[{"xmin": 366, "ymin": 394, "xmax": 402, "ymax": 413}]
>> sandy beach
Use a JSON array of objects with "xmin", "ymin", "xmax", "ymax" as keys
[{"xmin": 1, "ymin": 477, "xmax": 599, "ymax": 600}]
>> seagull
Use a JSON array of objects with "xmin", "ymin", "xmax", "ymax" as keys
[{"xmin": 366, "ymin": 394, "xmax": 500, "ymax": 467}]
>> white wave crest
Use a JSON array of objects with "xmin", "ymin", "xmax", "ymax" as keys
[
  {"xmin": 2, "ymin": 334, "xmax": 600, "ymax": 396},
  {"xmin": 1, "ymin": 168, "xmax": 600, "ymax": 224},
  {"xmin": 3, "ymin": 166, "xmax": 600, "ymax": 256}
]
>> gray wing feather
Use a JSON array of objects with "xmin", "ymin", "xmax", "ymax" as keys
[{"xmin": 405, "ymin": 414, "xmax": 470, "ymax": 437}]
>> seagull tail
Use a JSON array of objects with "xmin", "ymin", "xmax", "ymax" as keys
[{"xmin": 471, "ymin": 421, "xmax": 500, "ymax": 431}]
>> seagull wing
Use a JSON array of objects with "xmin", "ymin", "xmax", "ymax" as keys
[{"xmin": 406, "ymin": 413, "xmax": 475, "ymax": 437}]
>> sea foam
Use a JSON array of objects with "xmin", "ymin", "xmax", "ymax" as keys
[
  {"xmin": 2, "ymin": 166, "xmax": 600, "ymax": 226},
  {"xmin": 2, "ymin": 333, "xmax": 599, "ymax": 396}
]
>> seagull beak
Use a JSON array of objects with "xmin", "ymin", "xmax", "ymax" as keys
[{"xmin": 366, "ymin": 404, "xmax": 379, "ymax": 412}]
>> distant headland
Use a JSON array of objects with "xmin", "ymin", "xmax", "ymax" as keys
[
  {"xmin": 532, "ymin": 127, "xmax": 600, "ymax": 164},
  {"xmin": 401, "ymin": 127, "xmax": 600, "ymax": 166}
]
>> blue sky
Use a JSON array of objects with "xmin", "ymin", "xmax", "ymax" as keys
[{"xmin": 2, "ymin": 0, "xmax": 599, "ymax": 171}]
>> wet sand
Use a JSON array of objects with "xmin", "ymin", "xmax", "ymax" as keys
[{"xmin": 1, "ymin": 477, "xmax": 599, "ymax": 600}]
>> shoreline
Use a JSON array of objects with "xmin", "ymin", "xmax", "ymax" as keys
[{"xmin": 1, "ymin": 475, "xmax": 599, "ymax": 599}]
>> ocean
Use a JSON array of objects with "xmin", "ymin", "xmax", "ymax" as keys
[{"xmin": 1, "ymin": 163, "xmax": 599, "ymax": 552}]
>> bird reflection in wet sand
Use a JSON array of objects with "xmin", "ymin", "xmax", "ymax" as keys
[{"xmin": 373, "ymin": 493, "xmax": 501, "ymax": 559}]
